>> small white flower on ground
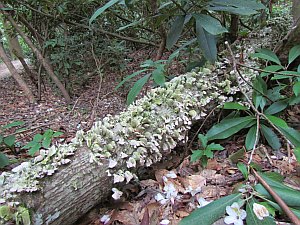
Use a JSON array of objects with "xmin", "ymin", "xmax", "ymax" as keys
[
  {"xmin": 160, "ymin": 219, "xmax": 170, "ymax": 224},
  {"xmin": 197, "ymin": 197, "xmax": 211, "ymax": 208},
  {"xmin": 166, "ymin": 171, "xmax": 177, "ymax": 179},
  {"xmin": 155, "ymin": 193, "xmax": 168, "ymax": 205},
  {"xmin": 253, "ymin": 203, "xmax": 269, "ymax": 220},
  {"xmin": 100, "ymin": 214, "xmax": 110, "ymax": 224},
  {"xmin": 224, "ymin": 202, "xmax": 247, "ymax": 225},
  {"xmin": 126, "ymin": 157, "xmax": 136, "ymax": 168},
  {"xmin": 124, "ymin": 171, "xmax": 134, "ymax": 183},
  {"xmin": 164, "ymin": 182, "xmax": 178, "ymax": 204},
  {"xmin": 111, "ymin": 188, "xmax": 123, "ymax": 200}
]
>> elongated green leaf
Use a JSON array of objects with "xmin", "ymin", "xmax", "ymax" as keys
[
  {"xmin": 28, "ymin": 143, "xmax": 42, "ymax": 156},
  {"xmin": 267, "ymin": 201, "xmax": 300, "ymax": 219},
  {"xmin": 166, "ymin": 15, "xmax": 185, "ymax": 49},
  {"xmin": 289, "ymin": 94, "xmax": 300, "ymax": 105},
  {"xmin": 207, "ymin": 5, "xmax": 258, "ymax": 15},
  {"xmin": 0, "ymin": 134, "xmax": 3, "ymax": 143},
  {"xmin": 260, "ymin": 65, "xmax": 284, "ymax": 77},
  {"xmin": 246, "ymin": 199, "xmax": 276, "ymax": 225},
  {"xmin": 265, "ymin": 115, "xmax": 288, "ymax": 128},
  {"xmin": 210, "ymin": 0, "xmax": 265, "ymax": 10},
  {"xmin": 253, "ymin": 76, "xmax": 267, "ymax": 110},
  {"xmin": 264, "ymin": 100, "xmax": 288, "ymax": 115},
  {"xmin": 258, "ymin": 172, "xmax": 294, "ymax": 191},
  {"xmin": 152, "ymin": 68, "xmax": 165, "ymax": 86},
  {"xmin": 195, "ymin": 24, "xmax": 217, "ymax": 63},
  {"xmin": 191, "ymin": 150, "xmax": 204, "ymax": 162},
  {"xmin": 117, "ymin": 19, "xmax": 144, "ymax": 31},
  {"xmin": 223, "ymin": 102, "xmax": 248, "ymax": 110},
  {"xmin": 272, "ymin": 71, "xmax": 300, "ymax": 80},
  {"xmin": 198, "ymin": 134, "xmax": 208, "ymax": 148},
  {"xmin": 288, "ymin": 45, "xmax": 300, "ymax": 65},
  {"xmin": 255, "ymin": 183, "xmax": 300, "ymax": 207},
  {"xmin": 206, "ymin": 116, "xmax": 255, "ymax": 141},
  {"xmin": 42, "ymin": 137, "xmax": 52, "ymax": 149},
  {"xmin": 179, "ymin": 193, "xmax": 242, "ymax": 225},
  {"xmin": 206, "ymin": 143, "xmax": 224, "ymax": 151},
  {"xmin": 293, "ymin": 81, "xmax": 300, "ymax": 96},
  {"xmin": 127, "ymin": 74, "xmax": 151, "ymax": 105},
  {"xmin": 193, "ymin": 14, "xmax": 227, "ymax": 35},
  {"xmin": 115, "ymin": 69, "xmax": 147, "ymax": 90},
  {"xmin": 252, "ymin": 49, "xmax": 281, "ymax": 65},
  {"xmin": 2, "ymin": 120, "xmax": 25, "ymax": 129},
  {"xmin": 279, "ymin": 127, "xmax": 300, "ymax": 147},
  {"xmin": 4, "ymin": 135, "xmax": 15, "ymax": 147},
  {"xmin": 22, "ymin": 141, "xmax": 37, "ymax": 149},
  {"xmin": 33, "ymin": 133, "xmax": 43, "ymax": 142},
  {"xmin": 53, "ymin": 131, "xmax": 63, "ymax": 137},
  {"xmin": 260, "ymin": 124, "xmax": 281, "ymax": 150},
  {"xmin": 237, "ymin": 162, "xmax": 248, "ymax": 179},
  {"xmin": 89, "ymin": 0, "xmax": 120, "ymax": 25},
  {"xmin": 246, "ymin": 126, "xmax": 257, "ymax": 150},
  {"xmin": 0, "ymin": 153, "xmax": 10, "ymax": 168}
]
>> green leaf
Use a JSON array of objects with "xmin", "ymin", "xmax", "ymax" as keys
[
  {"xmin": 195, "ymin": 23, "xmax": 217, "ymax": 63},
  {"xmin": 295, "ymin": 147, "xmax": 300, "ymax": 163},
  {"xmin": 198, "ymin": 134, "xmax": 208, "ymax": 148},
  {"xmin": 272, "ymin": 71, "xmax": 300, "ymax": 80},
  {"xmin": 252, "ymin": 76, "xmax": 267, "ymax": 110},
  {"xmin": 208, "ymin": 0, "xmax": 265, "ymax": 15},
  {"xmin": 115, "ymin": 69, "xmax": 147, "ymax": 90},
  {"xmin": 206, "ymin": 116, "xmax": 255, "ymax": 141},
  {"xmin": 265, "ymin": 115, "xmax": 288, "ymax": 128},
  {"xmin": 2, "ymin": 120, "xmax": 25, "ymax": 129},
  {"xmin": 0, "ymin": 153, "xmax": 10, "ymax": 168},
  {"xmin": 255, "ymin": 183, "xmax": 300, "ymax": 207},
  {"xmin": 166, "ymin": 15, "xmax": 185, "ymax": 49},
  {"xmin": 252, "ymin": 49, "xmax": 281, "ymax": 65},
  {"xmin": 245, "ymin": 126, "xmax": 258, "ymax": 150},
  {"xmin": 264, "ymin": 101, "xmax": 288, "ymax": 115},
  {"xmin": 246, "ymin": 199, "xmax": 276, "ymax": 225},
  {"xmin": 89, "ymin": 0, "xmax": 120, "ymax": 25},
  {"xmin": 293, "ymin": 81, "xmax": 300, "ymax": 96},
  {"xmin": 28, "ymin": 143, "xmax": 42, "ymax": 156},
  {"xmin": 223, "ymin": 102, "xmax": 248, "ymax": 110},
  {"xmin": 260, "ymin": 65, "xmax": 284, "ymax": 77},
  {"xmin": 191, "ymin": 150, "xmax": 204, "ymax": 162},
  {"xmin": 44, "ymin": 129, "xmax": 54, "ymax": 138},
  {"xmin": 237, "ymin": 162, "xmax": 248, "ymax": 179},
  {"xmin": 117, "ymin": 19, "xmax": 144, "ymax": 31},
  {"xmin": 53, "ymin": 131, "xmax": 63, "ymax": 137},
  {"xmin": 33, "ymin": 133, "xmax": 43, "ymax": 142},
  {"xmin": 22, "ymin": 141, "xmax": 37, "ymax": 149},
  {"xmin": 0, "ymin": 205, "xmax": 13, "ymax": 220},
  {"xmin": 206, "ymin": 143, "xmax": 224, "ymax": 151},
  {"xmin": 18, "ymin": 206, "xmax": 31, "ymax": 225},
  {"xmin": 42, "ymin": 137, "xmax": 52, "ymax": 149},
  {"xmin": 193, "ymin": 14, "xmax": 227, "ymax": 35},
  {"xmin": 260, "ymin": 124, "xmax": 281, "ymax": 150},
  {"xmin": 152, "ymin": 68, "xmax": 165, "ymax": 86},
  {"xmin": 288, "ymin": 45, "xmax": 300, "ymax": 65},
  {"xmin": 0, "ymin": 134, "xmax": 3, "ymax": 143},
  {"xmin": 279, "ymin": 127, "xmax": 300, "ymax": 147},
  {"xmin": 179, "ymin": 193, "xmax": 242, "ymax": 225},
  {"xmin": 4, "ymin": 135, "xmax": 15, "ymax": 147},
  {"xmin": 204, "ymin": 149, "xmax": 213, "ymax": 158},
  {"xmin": 289, "ymin": 94, "xmax": 300, "ymax": 105},
  {"xmin": 267, "ymin": 201, "xmax": 300, "ymax": 219},
  {"xmin": 127, "ymin": 74, "xmax": 151, "ymax": 105},
  {"xmin": 258, "ymin": 172, "xmax": 294, "ymax": 190}
]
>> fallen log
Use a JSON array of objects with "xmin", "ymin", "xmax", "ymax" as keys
[{"xmin": 0, "ymin": 14, "xmax": 291, "ymax": 225}]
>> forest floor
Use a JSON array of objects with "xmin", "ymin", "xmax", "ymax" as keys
[{"xmin": 0, "ymin": 51, "xmax": 300, "ymax": 225}]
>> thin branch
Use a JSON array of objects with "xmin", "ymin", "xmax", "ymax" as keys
[
  {"xmin": 237, "ymin": 63, "xmax": 300, "ymax": 78},
  {"xmin": 252, "ymin": 169, "xmax": 300, "ymax": 225},
  {"xmin": 248, "ymin": 115, "xmax": 260, "ymax": 165}
]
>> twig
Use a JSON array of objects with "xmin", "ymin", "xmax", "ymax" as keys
[
  {"xmin": 252, "ymin": 169, "xmax": 300, "ymax": 225},
  {"xmin": 237, "ymin": 63, "xmax": 300, "ymax": 77},
  {"xmin": 248, "ymin": 115, "xmax": 260, "ymax": 165}
]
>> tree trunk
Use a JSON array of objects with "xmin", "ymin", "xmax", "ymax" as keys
[
  {"xmin": 0, "ymin": 40, "xmax": 35, "ymax": 103},
  {"xmin": 0, "ymin": 4, "xmax": 72, "ymax": 103},
  {"xmin": 274, "ymin": 0, "xmax": 300, "ymax": 62}
]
